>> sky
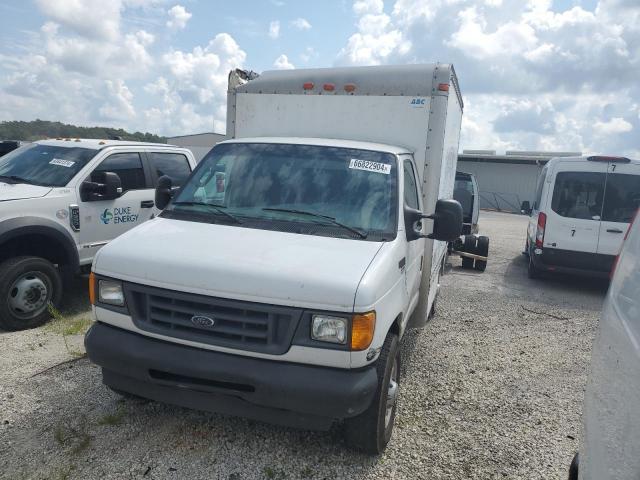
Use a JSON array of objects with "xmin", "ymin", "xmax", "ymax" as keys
[{"xmin": 0, "ymin": 0, "xmax": 638, "ymax": 156}]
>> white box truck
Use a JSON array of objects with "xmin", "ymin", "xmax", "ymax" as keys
[{"xmin": 85, "ymin": 64, "xmax": 464, "ymax": 453}]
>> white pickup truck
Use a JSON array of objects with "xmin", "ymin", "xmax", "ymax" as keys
[
  {"xmin": 0, "ymin": 139, "xmax": 197, "ymax": 330},
  {"xmin": 85, "ymin": 64, "xmax": 464, "ymax": 453}
]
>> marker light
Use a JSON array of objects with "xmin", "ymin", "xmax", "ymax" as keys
[
  {"xmin": 351, "ymin": 311, "xmax": 376, "ymax": 351},
  {"xmin": 344, "ymin": 83, "xmax": 356, "ymax": 93},
  {"xmin": 438, "ymin": 83, "xmax": 450, "ymax": 92},
  {"xmin": 323, "ymin": 83, "xmax": 335, "ymax": 92},
  {"xmin": 89, "ymin": 272, "xmax": 96, "ymax": 305},
  {"xmin": 303, "ymin": 82, "xmax": 314, "ymax": 90}
]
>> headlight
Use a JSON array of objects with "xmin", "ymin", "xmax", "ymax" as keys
[
  {"xmin": 98, "ymin": 280, "xmax": 125, "ymax": 306},
  {"xmin": 311, "ymin": 315, "xmax": 348, "ymax": 344}
]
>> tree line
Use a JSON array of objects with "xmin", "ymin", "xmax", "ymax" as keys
[{"xmin": 0, "ymin": 120, "xmax": 166, "ymax": 143}]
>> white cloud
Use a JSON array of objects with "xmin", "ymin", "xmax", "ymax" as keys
[
  {"xmin": 166, "ymin": 5, "xmax": 192, "ymax": 30},
  {"xmin": 35, "ymin": 0, "xmax": 122, "ymax": 41},
  {"xmin": 268, "ymin": 20, "xmax": 280, "ymax": 39},
  {"xmin": 291, "ymin": 18, "xmax": 312, "ymax": 30},
  {"xmin": 99, "ymin": 79, "xmax": 136, "ymax": 120},
  {"xmin": 335, "ymin": 0, "xmax": 640, "ymax": 157},
  {"xmin": 300, "ymin": 46, "xmax": 317, "ymax": 63},
  {"xmin": 594, "ymin": 117, "xmax": 633, "ymax": 135},
  {"xmin": 273, "ymin": 54, "xmax": 295, "ymax": 70}
]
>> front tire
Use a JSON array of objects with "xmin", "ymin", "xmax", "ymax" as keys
[
  {"xmin": 344, "ymin": 333, "xmax": 400, "ymax": 454},
  {"xmin": 0, "ymin": 256, "xmax": 62, "ymax": 331}
]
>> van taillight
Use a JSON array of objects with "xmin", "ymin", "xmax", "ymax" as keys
[
  {"xmin": 611, "ymin": 208, "xmax": 638, "ymax": 278},
  {"xmin": 535, "ymin": 212, "xmax": 547, "ymax": 249}
]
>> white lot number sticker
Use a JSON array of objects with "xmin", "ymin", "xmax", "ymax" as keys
[
  {"xmin": 50, "ymin": 158, "xmax": 75, "ymax": 168},
  {"xmin": 349, "ymin": 158, "xmax": 391, "ymax": 175}
]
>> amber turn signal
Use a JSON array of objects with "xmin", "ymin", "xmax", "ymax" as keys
[
  {"xmin": 351, "ymin": 311, "xmax": 376, "ymax": 351},
  {"xmin": 89, "ymin": 272, "xmax": 96, "ymax": 305}
]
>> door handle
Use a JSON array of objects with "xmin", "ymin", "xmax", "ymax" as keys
[
  {"xmin": 606, "ymin": 228, "xmax": 624, "ymax": 234},
  {"xmin": 140, "ymin": 200, "xmax": 155, "ymax": 208}
]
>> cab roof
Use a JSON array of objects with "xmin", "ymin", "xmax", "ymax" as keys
[
  {"xmin": 549, "ymin": 155, "xmax": 640, "ymax": 166},
  {"xmin": 219, "ymin": 137, "xmax": 413, "ymax": 156},
  {"xmin": 34, "ymin": 138, "xmax": 179, "ymax": 150}
]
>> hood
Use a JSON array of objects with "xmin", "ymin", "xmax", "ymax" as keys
[
  {"xmin": 94, "ymin": 217, "xmax": 384, "ymax": 311},
  {"xmin": 0, "ymin": 182, "xmax": 52, "ymax": 201}
]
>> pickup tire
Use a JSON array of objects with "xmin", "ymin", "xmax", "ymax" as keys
[
  {"xmin": 344, "ymin": 333, "xmax": 400, "ymax": 454},
  {"xmin": 0, "ymin": 256, "xmax": 62, "ymax": 331}
]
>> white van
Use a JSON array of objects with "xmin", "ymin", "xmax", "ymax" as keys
[
  {"xmin": 85, "ymin": 64, "xmax": 463, "ymax": 453},
  {"xmin": 568, "ymin": 209, "xmax": 640, "ymax": 479},
  {"xmin": 523, "ymin": 155, "xmax": 640, "ymax": 278}
]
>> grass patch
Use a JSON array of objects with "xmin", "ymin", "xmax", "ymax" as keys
[
  {"xmin": 53, "ymin": 416, "xmax": 92, "ymax": 454},
  {"xmin": 97, "ymin": 405, "xmax": 126, "ymax": 426},
  {"xmin": 45, "ymin": 305, "xmax": 93, "ymax": 357}
]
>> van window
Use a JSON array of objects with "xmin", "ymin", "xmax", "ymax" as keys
[
  {"xmin": 93, "ymin": 153, "xmax": 146, "ymax": 192},
  {"xmin": 148, "ymin": 152, "xmax": 191, "ymax": 187},
  {"xmin": 403, "ymin": 160, "xmax": 420, "ymax": 209},
  {"xmin": 533, "ymin": 167, "xmax": 547, "ymax": 210},
  {"xmin": 551, "ymin": 172, "xmax": 605, "ymax": 220},
  {"xmin": 602, "ymin": 173, "xmax": 640, "ymax": 223}
]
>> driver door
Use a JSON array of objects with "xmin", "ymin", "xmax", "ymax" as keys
[
  {"xmin": 78, "ymin": 152, "xmax": 155, "ymax": 262},
  {"xmin": 403, "ymin": 158, "xmax": 424, "ymax": 304}
]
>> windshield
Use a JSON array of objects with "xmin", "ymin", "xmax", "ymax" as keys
[
  {"xmin": 454, "ymin": 174, "xmax": 474, "ymax": 219},
  {"xmin": 163, "ymin": 142, "xmax": 398, "ymax": 241},
  {"xmin": 0, "ymin": 144, "xmax": 97, "ymax": 187}
]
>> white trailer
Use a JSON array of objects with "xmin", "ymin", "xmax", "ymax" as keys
[{"xmin": 86, "ymin": 64, "xmax": 464, "ymax": 453}]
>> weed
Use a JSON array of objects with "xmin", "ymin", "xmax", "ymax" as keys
[
  {"xmin": 53, "ymin": 416, "xmax": 92, "ymax": 454},
  {"xmin": 300, "ymin": 466, "xmax": 313, "ymax": 478},
  {"xmin": 97, "ymin": 405, "xmax": 126, "ymax": 426},
  {"xmin": 46, "ymin": 305, "xmax": 92, "ymax": 357}
]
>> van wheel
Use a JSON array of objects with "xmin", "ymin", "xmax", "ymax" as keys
[
  {"xmin": 462, "ymin": 235, "xmax": 476, "ymax": 269},
  {"xmin": 0, "ymin": 256, "xmax": 62, "ymax": 331},
  {"xmin": 344, "ymin": 333, "xmax": 400, "ymax": 454},
  {"xmin": 474, "ymin": 236, "xmax": 489, "ymax": 271}
]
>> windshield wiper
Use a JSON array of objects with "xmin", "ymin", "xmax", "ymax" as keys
[
  {"xmin": 0, "ymin": 175, "xmax": 43, "ymax": 186},
  {"xmin": 262, "ymin": 208, "xmax": 367, "ymax": 239},
  {"xmin": 172, "ymin": 201, "xmax": 242, "ymax": 224}
]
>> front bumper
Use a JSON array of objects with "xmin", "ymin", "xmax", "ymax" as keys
[{"xmin": 85, "ymin": 323, "xmax": 378, "ymax": 430}]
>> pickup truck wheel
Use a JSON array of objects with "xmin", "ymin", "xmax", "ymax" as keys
[
  {"xmin": 344, "ymin": 333, "xmax": 400, "ymax": 454},
  {"xmin": 0, "ymin": 256, "xmax": 62, "ymax": 331},
  {"xmin": 474, "ymin": 236, "xmax": 489, "ymax": 272},
  {"xmin": 461, "ymin": 235, "xmax": 476, "ymax": 269}
]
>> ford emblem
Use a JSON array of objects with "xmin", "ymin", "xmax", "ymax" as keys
[{"xmin": 191, "ymin": 315, "xmax": 215, "ymax": 327}]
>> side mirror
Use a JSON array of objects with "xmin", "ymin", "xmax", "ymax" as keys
[
  {"xmin": 430, "ymin": 199, "xmax": 463, "ymax": 241},
  {"xmin": 404, "ymin": 199, "xmax": 463, "ymax": 242},
  {"xmin": 155, "ymin": 175, "xmax": 173, "ymax": 210},
  {"xmin": 80, "ymin": 171, "xmax": 122, "ymax": 201},
  {"xmin": 521, "ymin": 201, "xmax": 532, "ymax": 215},
  {"xmin": 102, "ymin": 172, "xmax": 122, "ymax": 200}
]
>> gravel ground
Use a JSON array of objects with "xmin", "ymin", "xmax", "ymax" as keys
[{"xmin": 0, "ymin": 211, "xmax": 607, "ymax": 480}]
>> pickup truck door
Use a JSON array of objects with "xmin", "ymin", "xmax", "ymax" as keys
[
  {"xmin": 402, "ymin": 158, "xmax": 424, "ymax": 304},
  {"xmin": 597, "ymin": 162, "xmax": 640, "ymax": 256},
  {"xmin": 77, "ymin": 152, "xmax": 156, "ymax": 262}
]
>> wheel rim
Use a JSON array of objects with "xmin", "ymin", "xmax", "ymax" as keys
[
  {"xmin": 7, "ymin": 271, "xmax": 51, "ymax": 319},
  {"xmin": 385, "ymin": 357, "xmax": 399, "ymax": 429}
]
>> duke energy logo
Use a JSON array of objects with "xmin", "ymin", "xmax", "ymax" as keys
[{"xmin": 100, "ymin": 209, "xmax": 113, "ymax": 224}]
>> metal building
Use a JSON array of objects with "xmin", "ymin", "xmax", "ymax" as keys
[
  {"xmin": 457, "ymin": 150, "xmax": 581, "ymax": 213},
  {"xmin": 167, "ymin": 132, "xmax": 225, "ymax": 162}
]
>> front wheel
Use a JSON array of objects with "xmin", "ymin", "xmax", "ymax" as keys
[
  {"xmin": 344, "ymin": 333, "xmax": 400, "ymax": 454},
  {"xmin": 0, "ymin": 256, "xmax": 62, "ymax": 331}
]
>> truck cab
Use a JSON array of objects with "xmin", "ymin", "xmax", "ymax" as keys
[
  {"xmin": 85, "ymin": 64, "xmax": 464, "ymax": 453},
  {"xmin": 0, "ymin": 139, "xmax": 197, "ymax": 330}
]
